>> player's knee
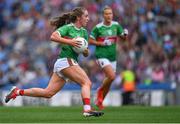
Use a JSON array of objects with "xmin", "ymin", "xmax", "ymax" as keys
[
  {"xmin": 46, "ymin": 93, "xmax": 54, "ymax": 98},
  {"xmin": 86, "ymin": 81, "xmax": 92, "ymax": 88},
  {"xmin": 44, "ymin": 90, "xmax": 55, "ymax": 98},
  {"xmin": 107, "ymin": 74, "xmax": 116, "ymax": 82},
  {"xmin": 81, "ymin": 79, "xmax": 92, "ymax": 88}
]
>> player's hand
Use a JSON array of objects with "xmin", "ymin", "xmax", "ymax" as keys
[
  {"xmin": 122, "ymin": 28, "xmax": 128, "ymax": 36},
  {"xmin": 103, "ymin": 39, "xmax": 112, "ymax": 46},
  {"xmin": 69, "ymin": 39, "xmax": 82, "ymax": 48},
  {"xmin": 120, "ymin": 29, "xmax": 128, "ymax": 41},
  {"xmin": 83, "ymin": 48, "xmax": 89, "ymax": 57},
  {"xmin": 124, "ymin": 29, "xmax": 128, "ymax": 35}
]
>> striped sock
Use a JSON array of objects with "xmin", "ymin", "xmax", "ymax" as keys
[{"xmin": 83, "ymin": 98, "xmax": 91, "ymax": 111}]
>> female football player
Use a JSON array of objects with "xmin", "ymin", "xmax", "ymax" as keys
[
  {"xmin": 89, "ymin": 6, "xmax": 128, "ymax": 109},
  {"xmin": 5, "ymin": 7, "xmax": 103, "ymax": 117}
]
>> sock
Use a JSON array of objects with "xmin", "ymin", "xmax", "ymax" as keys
[
  {"xmin": 83, "ymin": 98, "xmax": 91, "ymax": 111},
  {"xmin": 97, "ymin": 86, "xmax": 104, "ymax": 101},
  {"xmin": 17, "ymin": 89, "xmax": 24, "ymax": 96}
]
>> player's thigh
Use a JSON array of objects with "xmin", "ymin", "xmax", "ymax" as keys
[
  {"xmin": 103, "ymin": 65, "xmax": 116, "ymax": 78},
  {"xmin": 97, "ymin": 58, "xmax": 116, "ymax": 76},
  {"xmin": 61, "ymin": 65, "xmax": 91, "ymax": 86},
  {"xmin": 46, "ymin": 72, "xmax": 66, "ymax": 93},
  {"xmin": 97, "ymin": 58, "xmax": 116, "ymax": 77}
]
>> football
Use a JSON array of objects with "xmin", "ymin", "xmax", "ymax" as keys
[{"xmin": 72, "ymin": 37, "xmax": 88, "ymax": 54}]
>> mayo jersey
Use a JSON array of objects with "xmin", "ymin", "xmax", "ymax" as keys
[
  {"xmin": 56, "ymin": 23, "xmax": 88, "ymax": 61},
  {"xmin": 90, "ymin": 21, "xmax": 124, "ymax": 61}
]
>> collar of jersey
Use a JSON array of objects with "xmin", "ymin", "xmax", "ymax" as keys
[
  {"xmin": 102, "ymin": 22, "xmax": 112, "ymax": 27},
  {"xmin": 71, "ymin": 23, "xmax": 81, "ymax": 30}
]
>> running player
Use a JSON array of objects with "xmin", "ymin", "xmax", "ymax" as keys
[
  {"xmin": 5, "ymin": 7, "xmax": 104, "ymax": 117},
  {"xmin": 89, "ymin": 6, "xmax": 128, "ymax": 109}
]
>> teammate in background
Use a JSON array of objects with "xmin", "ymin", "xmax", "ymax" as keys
[
  {"xmin": 5, "ymin": 7, "xmax": 104, "ymax": 117},
  {"xmin": 89, "ymin": 6, "xmax": 128, "ymax": 109}
]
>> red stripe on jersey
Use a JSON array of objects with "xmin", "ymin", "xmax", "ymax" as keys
[{"xmin": 97, "ymin": 36, "xmax": 117, "ymax": 42}]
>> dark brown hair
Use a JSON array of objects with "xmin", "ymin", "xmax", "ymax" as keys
[{"xmin": 50, "ymin": 7, "xmax": 86, "ymax": 29}]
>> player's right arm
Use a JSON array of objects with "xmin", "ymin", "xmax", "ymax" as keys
[
  {"xmin": 89, "ymin": 26, "xmax": 104, "ymax": 46},
  {"xmin": 50, "ymin": 25, "xmax": 81, "ymax": 48},
  {"xmin": 89, "ymin": 38, "xmax": 104, "ymax": 46}
]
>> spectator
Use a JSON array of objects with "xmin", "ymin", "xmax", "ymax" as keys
[
  {"xmin": 120, "ymin": 68, "xmax": 136, "ymax": 105},
  {"xmin": 151, "ymin": 66, "xmax": 165, "ymax": 83}
]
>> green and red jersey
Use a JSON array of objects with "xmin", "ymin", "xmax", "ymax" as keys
[
  {"xmin": 90, "ymin": 21, "xmax": 124, "ymax": 61},
  {"xmin": 56, "ymin": 23, "xmax": 88, "ymax": 61}
]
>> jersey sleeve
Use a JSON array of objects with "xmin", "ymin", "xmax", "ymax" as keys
[
  {"xmin": 117, "ymin": 23, "xmax": 124, "ymax": 36},
  {"xmin": 90, "ymin": 26, "xmax": 98, "ymax": 40},
  {"xmin": 56, "ymin": 25, "xmax": 69, "ymax": 37}
]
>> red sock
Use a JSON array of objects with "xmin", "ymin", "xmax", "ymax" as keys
[
  {"xmin": 19, "ymin": 90, "xmax": 24, "ymax": 96},
  {"xmin": 83, "ymin": 98, "xmax": 90, "ymax": 105},
  {"xmin": 97, "ymin": 87, "xmax": 104, "ymax": 101}
]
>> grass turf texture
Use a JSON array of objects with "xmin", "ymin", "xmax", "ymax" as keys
[{"xmin": 0, "ymin": 106, "xmax": 180, "ymax": 123}]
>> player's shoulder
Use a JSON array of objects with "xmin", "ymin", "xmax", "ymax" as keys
[
  {"xmin": 95, "ymin": 22, "xmax": 103, "ymax": 28},
  {"xmin": 111, "ymin": 21, "xmax": 120, "ymax": 25},
  {"xmin": 95, "ymin": 21, "xmax": 119, "ymax": 28},
  {"xmin": 58, "ymin": 23, "xmax": 72, "ymax": 29},
  {"xmin": 65, "ymin": 23, "xmax": 74, "ymax": 28}
]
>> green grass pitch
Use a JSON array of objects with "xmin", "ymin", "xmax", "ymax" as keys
[{"xmin": 0, "ymin": 106, "xmax": 180, "ymax": 123}]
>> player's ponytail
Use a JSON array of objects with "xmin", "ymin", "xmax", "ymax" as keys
[
  {"xmin": 50, "ymin": 7, "xmax": 86, "ymax": 29},
  {"xmin": 50, "ymin": 13, "xmax": 71, "ymax": 29}
]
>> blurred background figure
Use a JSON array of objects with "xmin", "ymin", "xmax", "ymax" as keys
[
  {"xmin": 151, "ymin": 66, "xmax": 165, "ymax": 83},
  {"xmin": 120, "ymin": 66, "xmax": 136, "ymax": 105}
]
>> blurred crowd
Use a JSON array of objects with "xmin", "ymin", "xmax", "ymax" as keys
[{"xmin": 0, "ymin": 0, "xmax": 179, "ymax": 90}]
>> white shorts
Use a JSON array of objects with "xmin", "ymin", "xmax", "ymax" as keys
[
  {"xmin": 96, "ymin": 58, "xmax": 116, "ymax": 72},
  {"xmin": 53, "ymin": 58, "xmax": 78, "ymax": 80}
]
